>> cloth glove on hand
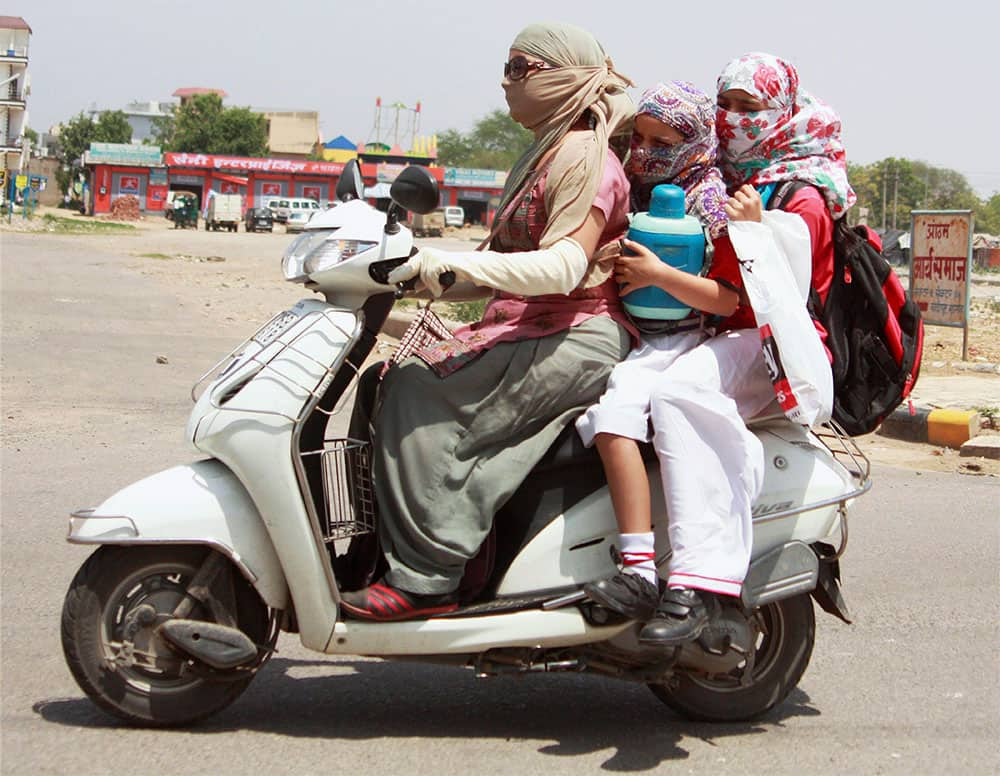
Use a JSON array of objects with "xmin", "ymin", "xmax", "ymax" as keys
[{"xmin": 387, "ymin": 238, "xmax": 588, "ymax": 298}]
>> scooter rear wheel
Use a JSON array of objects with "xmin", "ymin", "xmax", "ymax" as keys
[
  {"xmin": 61, "ymin": 545, "xmax": 270, "ymax": 727},
  {"xmin": 648, "ymin": 593, "xmax": 815, "ymax": 722}
]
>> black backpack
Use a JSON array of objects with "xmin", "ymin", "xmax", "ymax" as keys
[{"xmin": 768, "ymin": 182, "xmax": 924, "ymax": 436}]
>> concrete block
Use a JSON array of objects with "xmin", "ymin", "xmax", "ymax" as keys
[
  {"xmin": 879, "ymin": 406, "xmax": 982, "ymax": 449},
  {"xmin": 926, "ymin": 409, "xmax": 981, "ymax": 449},
  {"xmin": 959, "ymin": 435, "xmax": 1000, "ymax": 459},
  {"xmin": 878, "ymin": 406, "xmax": 929, "ymax": 443}
]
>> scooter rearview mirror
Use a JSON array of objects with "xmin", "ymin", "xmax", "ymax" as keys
[
  {"xmin": 336, "ymin": 160, "xmax": 365, "ymax": 202},
  {"xmin": 390, "ymin": 166, "xmax": 439, "ymax": 215}
]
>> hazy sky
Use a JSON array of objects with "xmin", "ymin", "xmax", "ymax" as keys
[{"xmin": 13, "ymin": 0, "xmax": 999, "ymax": 196}]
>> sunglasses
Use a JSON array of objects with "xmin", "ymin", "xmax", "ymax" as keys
[{"xmin": 503, "ymin": 55, "xmax": 554, "ymax": 82}]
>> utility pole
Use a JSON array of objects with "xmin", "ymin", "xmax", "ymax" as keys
[
  {"xmin": 881, "ymin": 161, "xmax": 888, "ymax": 231},
  {"xmin": 892, "ymin": 166, "xmax": 899, "ymax": 230}
]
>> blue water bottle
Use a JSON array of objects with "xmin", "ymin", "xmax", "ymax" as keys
[{"xmin": 623, "ymin": 184, "xmax": 706, "ymax": 322}]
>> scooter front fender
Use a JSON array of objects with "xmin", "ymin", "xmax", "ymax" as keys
[{"xmin": 68, "ymin": 459, "xmax": 289, "ymax": 610}]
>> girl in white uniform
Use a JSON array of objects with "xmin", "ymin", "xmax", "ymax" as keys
[
  {"xmin": 576, "ymin": 81, "xmax": 757, "ymax": 631},
  {"xmin": 581, "ymin": 54, "xmax": 854, "ymax": 647}
]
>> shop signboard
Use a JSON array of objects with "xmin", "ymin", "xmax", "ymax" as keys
[
  {"xmin": 302, "ymin": 186, "xmax": 321, "ymax": 201},
  {"xmin": 261, "ymin": 182, "xmax": 282, "ymax": 196},
  {"xmin": 15, "ymin": 174, "xmax": 28, "ymax": 190},
  {"xmin": 149, "ymin": 170, "xmax": 168, "ymax": 186},
  {"xmin": 910, "ymin": 209, "xmax": 973, "ymax": 357},
  {"xmin": 29, "ymin": 175, "xmax": 44, "ymax": 191},
  {"xmin": 219, "ymin": 181, "xmax": 240, "ymax": 194},
  {"xmin": 165, "ymin": 152, "xmax": 344, "ymax": 176},
  {"xmin": 88, "ymin": 142, "xmax": 163, "ymax": 166},
  {"xmin": 376, "ymin": 163, "xmax": 406, "ymax": 183},
  {"xmin": 457, "ymin": 190, "xmax": 492, "ymax": 202},
  {"xmin": 170, "ymin": 174, "xmax": 203, "ymax": 186},
  {"xmin": 119, "ymin": 176, "xmax": 140, "ymax": 194},
  {"xmin": 0, "ymin": 170, "xmax": 6, "ymax": 192},
  {"xmin": 444, "ymin": 167, "xmax": 508, "ymax": 189}
]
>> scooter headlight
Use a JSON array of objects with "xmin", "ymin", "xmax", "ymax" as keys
[
  {"xmin": 303, "ymin": 238, "xmax": 376, "ymax": 275},
  {"xmin": 281, "ymin": 230, "xmax": 377, "ymax": 282}
]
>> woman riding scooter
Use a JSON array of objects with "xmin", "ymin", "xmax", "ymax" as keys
[{"xmin": 342, "ymin": 21, "xmax": 637, "ymax": 621}]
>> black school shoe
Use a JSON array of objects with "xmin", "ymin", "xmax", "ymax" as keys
[
  {"xmin": 584, "ymin": 571, "xmax": 660, "ymax": 621},
  {"xmin": 638, "ymin": 587, "xmax": 718, "ymax": 646},
  {"xmin": 341, "ymin": 581, "xmax": 458, "ymax": 621}
]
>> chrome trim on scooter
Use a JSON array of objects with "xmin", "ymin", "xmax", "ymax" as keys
[
  {"xmin": 67, "ymin": 508, "xmax": 259, "ymax": 583},
  {"xmin": 541, "ymin": 590, "xmax": 588, "ymax": 610},
  {"xmin": 751, "ymin": 479, "xmax": 872, "ymax": 525},
  {"xmin": 191, "ymin": 309, "xmax": 304, "ymax": 402},
  {"xmin": 752, "ymin": 421, "xmax": 872, "ymax": 527},
  {"xmin": 288, "ymin": 311, "xmax": 367, "ymax": 608}
]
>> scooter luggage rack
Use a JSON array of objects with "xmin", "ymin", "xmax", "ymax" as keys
[
  {"xmin": 190, "ymin": 308, "xmax": 363, "ymax": 421},
  {"xmin": 746, "ymin": 421, "xmax": 871, "ymax": 562},
  {"xmin": 301, "ymin": 438, "xmax": 376, "ymax": 541},
  {"xmin": 812, "ymin": 421, "xmax": 871, "ymax": 486}
]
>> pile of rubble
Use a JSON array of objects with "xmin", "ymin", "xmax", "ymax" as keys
[{"xmin": 106, "ymin": 195, "xmax": 143, "ymax": 221}]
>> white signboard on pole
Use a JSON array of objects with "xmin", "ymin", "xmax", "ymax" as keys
[{"xmin": 910, "ymin": 210, "xmax": 973, "ymax": 356}]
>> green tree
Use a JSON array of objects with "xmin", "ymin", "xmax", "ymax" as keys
[
  {"xmin": 54, "ymin": 110, "xmax": 132, "ymax": 195},
  {"xmin": 436, "ymin": 128, "xmax": 473, "ymax": 167},
  {"xmin": 848, "ymin": 158, "xmax": 981, "ymax": 230},
  {"xmin": 149, "ymin": 106, "xmax": 175, "ymax": 147},
  {"xmin": 93, "ymin": 110, "xmax": 133, "ymax": 143},
  {"xmin": 22, "ymin": 126, "xmax": 38, "ymax": 144},
  {"xmin": 165, "ymin": 94, "xmax": 268, "ymax": 156},
  {"xmin": 976, "ymin": 193, "xmax": 1000, "ymax": 235},
  {"xmin": 436, "ymin": 109, "xmax": 532, "ymax": 170}
]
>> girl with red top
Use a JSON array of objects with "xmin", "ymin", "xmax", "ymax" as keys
[{"xmin": 630, "ymin": 53, "xmax": 856, "ymax": 648}]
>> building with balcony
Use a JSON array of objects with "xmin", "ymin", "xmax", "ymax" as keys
[{"xmin": 0, "ymin": 15, "xmax": 30, "ymax": 159}]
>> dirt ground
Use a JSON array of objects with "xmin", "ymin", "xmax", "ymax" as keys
[{"xmin": 5, "ymin": 206, "xmax": 998, "ymax": 479}]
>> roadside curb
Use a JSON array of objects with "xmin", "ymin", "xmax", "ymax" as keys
[{"xmin": 878, "ymin": 405, "xmax": 981, "ymax": 448}]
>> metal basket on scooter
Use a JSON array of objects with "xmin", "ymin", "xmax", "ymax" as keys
[{"xmin": 315, "ymin": 438, "xmax": 376, "ymax": 541}]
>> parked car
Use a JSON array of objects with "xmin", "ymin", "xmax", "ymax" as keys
[
  {"xmin": 270, "ymin": 198, "xmax": 291, "ymax": 222},
  {"xmin": 275, "ymin": 197, "xmax": 320, "ymax": 223},
  {"xmin": 440, "ymin": 205, "xmax": 465, "ymax": 228},
  {"xmin": 285, "ymin": 209, "xmax": 313, "ymax": 233},
  {"xmin": 244, "ymin": 206, "xmax": 274, "ymax": 232}
]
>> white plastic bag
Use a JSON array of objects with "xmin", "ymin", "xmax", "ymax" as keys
[{"xmin": 728, "ymin": 211, "xmax": 833, "ymax": 426}]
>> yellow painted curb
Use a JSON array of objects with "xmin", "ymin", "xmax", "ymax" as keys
[{"xmin": 926, "ymin": 409, "xmax": 981, "ymax": 449}]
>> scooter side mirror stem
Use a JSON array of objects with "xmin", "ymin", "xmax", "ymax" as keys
[{"xmin": 384, "ymin": 202, "xmax": 401, "ymax": 235}]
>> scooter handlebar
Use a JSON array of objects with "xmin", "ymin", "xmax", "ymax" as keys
[{"xmin": 394, "ymin": 271, "xmax": 456, "ymax": 300}]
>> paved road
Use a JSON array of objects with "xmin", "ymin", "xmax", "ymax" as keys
[{"xmin": 2, "ymin": 229, "xmax": 998, "ymax": 775}]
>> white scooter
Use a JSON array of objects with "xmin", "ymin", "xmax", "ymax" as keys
[{"xmin": 62, "ymin": 161, "xmax": 870, "ymax": 727}]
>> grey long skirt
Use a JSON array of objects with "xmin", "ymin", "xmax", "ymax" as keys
[{"xmin": 373, "ymin": 315, "xmax": 630, "ymax": 594}]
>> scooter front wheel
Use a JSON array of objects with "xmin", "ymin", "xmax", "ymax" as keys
[
  {"xmin": 61, "ymin": 545, "xmax": 270, "ymax": 727},
  {"xmin": 648, "ymin": 593, "xmax": 815, "ymax": 722}
]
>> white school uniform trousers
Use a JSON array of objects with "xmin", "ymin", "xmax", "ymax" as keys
[{"xmin": 577, "ymin": 327, "xmax": 773, "ymax": 597}]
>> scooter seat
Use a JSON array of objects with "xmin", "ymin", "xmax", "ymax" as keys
[{"xmin": 531, "ymin": 420, "xmax": 658, "ymax": 476}]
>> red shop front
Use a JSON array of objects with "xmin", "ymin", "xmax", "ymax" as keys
[
  {"xmin": 164, "ymin": 153, "xmax": 351, "ymax": 209},
  {"xmin": 88, "ymin": 152, "xmax": 447, "ymax": 214}
]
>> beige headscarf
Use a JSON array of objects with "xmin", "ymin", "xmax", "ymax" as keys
[{"xmin": 498, "ymin": 22, "xmax": 634, "ymax": 250}]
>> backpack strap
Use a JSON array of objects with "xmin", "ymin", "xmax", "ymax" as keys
[{"xmin": 765, "ymin": 180, "xmax": 810, "ymax": 212}]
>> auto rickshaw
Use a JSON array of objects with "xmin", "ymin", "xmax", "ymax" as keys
[{"xmin": 172, "ymin": 195, "xmax": 199, "ymax": 229}]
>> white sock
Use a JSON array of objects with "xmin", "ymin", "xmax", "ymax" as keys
[{"xmin": 619, "ymin": 532, "xmax": 657, "ymax": 586}]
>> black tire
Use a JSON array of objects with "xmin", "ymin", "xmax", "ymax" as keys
[
  {"xmin": 61, "ymin": 545, "xmax": 269, "ymax": 727},
  {"xmin": 648, "ymin": 594, "xmax": 815, "ymax": 722}
]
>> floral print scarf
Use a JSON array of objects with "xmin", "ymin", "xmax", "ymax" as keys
[
  {"xmin": 625, "ymin": 81, "xmax": 729, "ymax": 239},
  {"xmin": 715, "ymin": 52, "xmax": 855, "ymax": 219}
]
